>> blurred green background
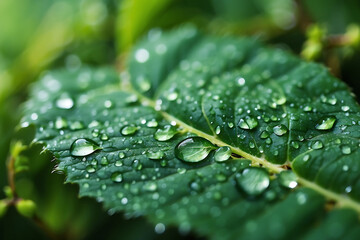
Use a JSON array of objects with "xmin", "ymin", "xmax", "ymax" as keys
[{"xmin": 0, "ymin": 0, "xmax": 359, "ymax": 239}]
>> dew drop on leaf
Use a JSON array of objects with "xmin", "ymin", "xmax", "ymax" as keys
[
  {"xmin": 121, "ymin": 125, "xmax": 138, "ymax": 136},
  {"xmin": 55, "ymin": 93, "xmax": 74, "ymax": 109},
  {"xmin": 146, "ymin": 150, "xmax": 165, "ymax": 160},
  {"xmin": 315, "ymin": 116, "xmax": 336, "ymax": 130},
  {"xmin": 70, "ymin": 138, "xmax": 101, "ymax": 157},
  {"xmin": 235, "ymin": 167, "xmax": 270, "ymax": 196},
  {"xmin": 238, "ymin": 116, "xmax": 258, "ymax": 130},
  {"xmin": 341, "ymin": 145, "xmax": 351, "ymax": 155},
  {"xmin": 279, "ymin": 171, "xmax": 298, "ymax": 189},
  {"xmin": 174, "ymin": 137, "xmax": 216, "ymax": 163},
  {"xmin": 273, "ymin": 124, "xmax": 288, "ymax": 136},
  {"xmin": 214, "ymin": 146, "xmax": 232, "ymax": 162},
  {"xmin": 100, "ymin": 156, "xmax": 109, "ymax": 165},
  {"xmin": 215, "ymin": 126, "xmax": 221, "ymax": 135},
  {"xmin": 146, "ymin": 119, "xmax": 158, "ymax": 128},
  {"xmin": 291, "ymin": 140, "xmax": 299, "ymax": 149},
  {"xmin": 55, "ymin": 117, "xmax": 68, "ymax": 129},
  {"xmin": 260, "ymin": 130, "xmax": 270, "ymax": 139},
  {"xmin": 311, "ymin": 140, "xmax": 323, "ymax": 150},
  {"xmin": 86, "ymin": 165, "xmax": 96, "ymax": 173},
  {"xmin": 111, "ymin": 172, "xmax": 123, "ymax": 183},
  {"xmin": 189, "ymin": 181, "xmax": 203, "ymax": 192},
  {"xmin": 118, "ymin": 152, "xmax": 125, "ymax": 159},
  {"xmin": 154, "ymin": 125, "xmax": 177, "ymax": 141}
]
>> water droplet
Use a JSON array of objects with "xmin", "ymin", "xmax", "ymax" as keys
[
  {"xmin": 238, "ymin": 116, "xmax": 258, "ymax": 130},
  {"xmin": 311, "ymin": 140, "xmax": 323, "ymax": 150},
  {"xmin": 55, "ymin": 117, "xmax": 68, "ymax": 129},
  {"xmin": 69, "ymin": 121, "xmax": 84, "ymax": 130},
  {"xmin": 327, "ymin": 98, "xmax": 337, "ymax": 105},
  {"xmin": 135, "ymin": 48, "xmax": 149, "ymax": 63},
  {"xmin": 92, "ymin": 129, "xmax": 100, "ymax": 137},
  {"xmin": 215, "ymin": 173, "xmax": 227, "ymax": 182},
  {"xmin": 260, "ymin": 130, "xmax": 270, "ymax": 139},
  {"xmin": 227, "ymin": 122, "xmax": 234, "ymax": 128},
  {"xmin": 166, "ymin": 91, "xmax": 178, "ymax": 101},
  {"xmin": 86, "ymin": 165, "xmax": 96, "ymax": 173},
  {"xmin": 70, "ymin": 138, "xmax": 101, "ymax": 157},
  {"xmin": 111, "ymin": 172, "xmax": 123, "ymax": 183},
  {"xmin": 115, "ymin": 160, "xmax": 123, "ymax": 167},
  {"xmin": 104, "ymin": 100, "xmax": 113, "ymax": 109},
  {"xmin": 154, "ymin": 125, "xmax": 177, "ymax": 141},
  {"xmin": 341, "ymin": 145, "xmax": 351, "ymax": 155},
  {"xmin": 265, "ymin": 138, "xmax": 272, "ymax": 144},
  {"xmin": 237, "ymin": 77, "xmax": 246, "ymax": 86},
  {"xmin": 345, "ymin": 186, "xmax": 352, "ymax": 193},
  {"xmin": 303, "ymin": 105, "xmax": 312, "ymax": 112},
  {"xmin": 100, "ymin": 133, "xmax": 109, "ymax": 141},
  {"xmin": 341, "ymin": 105, "xmax": 350, "ymax": 112},
  {"xmin": 214, "ymin": 146, "xmax": 231, "ymax": 162},
  {"xmin": 303, "ymin": 154, "xmax": 310, "ymax": 162},
  {"xmin": 143, "ymin": 182, "xmax": 157, "ymax": 192},
  {"xmin": 146, "ymin": 119, "xmax": 158, "ymax": 128},
  {"xmin": 55, "ymin": 93, "xmax": 74, "ymax": 109},
  {"xmin": 154, "ymin": 223, "xmax": 165, "ymax": 234},
  {"xmin": 315, "ymin": 116, "xmax": 336, "ymax": 130},
  {"xmin": 279, "ymin": 171, "xmax": 298, "ymax": 189},
  {"xmin": 121, "ymin": 125, "xmax": 138, "ymax": 136},
  {"xmin": 236, "ymin": 168, "xmax": 270, "ymax": 196},
  {"xmin": 146, "ymin": 150, "xmax": 164, "ymax": 160},
  {"xmin": 296, "ymin": 192, "xmax": 307, "ymax": 205},
  {"xmin": 215, "ymin": 126, "xmax": 221, "ymax": 135},
  {"xmin": 136, "ymin": 76, "xmax": 151, "ymax": 92},
  {"xmin": 100, "ymin": 156, "xmax": 108, "ymax": 165},
  {"xmin": 273, "ymin": 96, "xmax": 286, "ymax": 105},
  {"xmin": 175, "ymin": 137, "xmax": 216, "ymax": 163},
  {"xmin": 132, "ymin": 159, "xmax": 142, "ymax": 170},
  {"xmin": 273, "ymin": 124, "xmax": 288, "ymax": 136},
  {"xmin": 342, "ymin": 165, "xmax": 349, "ymax": 172},
  {"xmin": 189, "ymin": 180, "xmax": 203, "ymax": 192},
  {"xmin": 118, "ymin": 152, "xmax": 125, "ymax": 159},
  {"xmin": 291, "ymin": 140, "xmax": 299, "ymax": 149}
]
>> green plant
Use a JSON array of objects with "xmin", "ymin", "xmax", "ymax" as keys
[{"xmin": 1, "ymin": 1, "xmax": 360, "ymax": 239}]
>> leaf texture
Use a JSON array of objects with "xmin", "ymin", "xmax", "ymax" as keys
[{"xmin": 22, "ymin": 26, "xmax": 360, "ymax": 239}]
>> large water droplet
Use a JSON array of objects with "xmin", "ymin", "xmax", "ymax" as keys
[
  {"xmin": 273, "ymin": 124, "xmax": 288, "ymax": 136},
  {"xmin": 55, "ymin": 93, "xmax": 74, "ymax": 109},
  {"xmin": 70, "ymin": 138, "xmax": 101, "ymax": 157},
  {"xmin": 236, "ymin": 168, "xmax": 270, "ymax": 196},
  {"xmin": 174, "ymin": 137, "xmax": 216, "ymax": 163},
  {"xmin": 315, "ymin": 116, "xmax": 336, "ymax": 130},
  {"xmin": 111, "ymin": 172, "xmax": 123, "ymax": 183},
  {"xmin": 154, "ymin": 125, "xmax": 177, "ymax": 141},
  {"xmin": 214, "ymin": 146, "xmax": 231, "ymax": 162},
  {"xmin": 121, "ymin": 125, "xmax": 138, "ymax": 136},
  {"xmin": 238, "ymin": 116, "xmax": 258, "ymax": 130},
  {"xmin": 279, "ymin": 171, "xmax": 298, "ymax": 189}
]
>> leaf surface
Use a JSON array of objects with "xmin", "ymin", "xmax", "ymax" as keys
[{"xmin": 22, "ymin": 26, "xmax": 360, "ymax": 239}]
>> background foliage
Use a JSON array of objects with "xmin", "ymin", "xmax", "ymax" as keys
[{"xmin": 0, "ymin": 0, "xmax": 360, "ymax": 239}]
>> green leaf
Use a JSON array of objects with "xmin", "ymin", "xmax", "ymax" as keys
[{"xmin": 22, "ymin": 26, "xmax": 360, "ymax": 239}]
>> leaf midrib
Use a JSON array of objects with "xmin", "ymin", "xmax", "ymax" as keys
[{"xmin": 130, "ymin": 88, "xmax": 360, "ymax": 214}]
